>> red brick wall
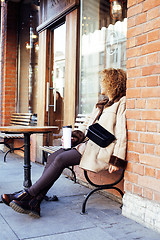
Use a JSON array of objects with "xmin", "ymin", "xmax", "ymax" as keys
[
  {"xmin": 0, "ymin": 2, "xmax": 7, "ymax": 124},
  {"xmin": 125, "ymin": 0, "xmax": 160, "ymax": 202},
  {"xmin": 1, "ymin": 2, "xmax": 19, "ymax": 125}
]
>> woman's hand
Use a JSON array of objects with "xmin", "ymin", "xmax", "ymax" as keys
[
  {"xmin": 71, "ymin": 130, "xmax": 85, "ymax": 147},
  {"xmin": 108, "ymin": 165, "xmax": 119, "ymax": 173}
]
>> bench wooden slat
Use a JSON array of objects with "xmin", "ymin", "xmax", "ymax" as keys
[
  {"xmin": 10, "ymin": 117, "xmax": 31, "ymax": 122},
  {"xmin": 0, "ymin": 133, "xmax": 23, "ymax": 138},
  {"xmin": 10, "ymin": 113, "xmax": 32, "ymax": 126},
  {"xmin": 11, "ymin": 115, "xmax": 32, "ymax": 118},
  {"xmin": 10, "ymin": 119, "xmax": 31, "ymax": 122},
  {"xmin": 74, "ymin": 115, "xmax": 86, "ymax": 129},
  {"xmin": 12, "ymin": 113, "xmax": 32, "ymax": 115},
  {"xmin": 75, "ymin": 117, "xmax": 86, "ymax": 122},
  {"xmin": 11, "ymin": 114, "xmax": 32, "ymax": 119},
  {"xmin": 0, "ymin": 113, "xmax": 33, "ymax": 140},
  {"xmin": 40, "ymin": 146, "xmax": 62, "ymax": 154},
  {"xmin": 10, "ymin": 121, "xmax": 31, "ymax": 126},
  {"xmin": 0, "ymin": 113, "xmax": 37, "ymax": 162}
]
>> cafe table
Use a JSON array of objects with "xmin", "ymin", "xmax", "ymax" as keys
[{"xmin": 0, "ymin": 125, "xmax": 58, "ymax": 188}]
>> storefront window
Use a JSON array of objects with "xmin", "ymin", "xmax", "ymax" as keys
[
  {"xmin": 79, "ymin": 0, "xmax": 127, "ymax": 114},
  {"xmin": 17, "ymin": 3, "xmax": 39, "ymax": 114}
]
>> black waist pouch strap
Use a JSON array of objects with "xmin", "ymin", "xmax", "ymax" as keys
[{"xmin": 86, "ymin": 123, "xmax": 116, "ymax": 148}]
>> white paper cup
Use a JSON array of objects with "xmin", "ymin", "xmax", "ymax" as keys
[{"xmin": 62, "ymin": 125, "xmax": 72, "ymax": 150}]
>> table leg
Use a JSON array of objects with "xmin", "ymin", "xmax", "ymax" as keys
[{"xmin": 23, "ymin": 133, "xmax": 32, "ymax": 188}]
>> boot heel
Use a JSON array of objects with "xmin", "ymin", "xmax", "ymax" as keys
[
  {"xmin": 10, "ymin": 201, "xmax": 29, "ymax": 215},
  {"xmin": 10, "ymin": 197, "xmax": 40, "ymax": 218},
  {"xmin": 28, "ymin": 211, "xmax": 40, "ymax": 218}
]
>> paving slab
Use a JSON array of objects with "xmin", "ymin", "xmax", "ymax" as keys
[
  {"xmin": 0, "ymin": 152, "xmax": 160, "ymax": 240},
  {"xmin": 26, "ymin": 227, "xmax": 115, "ymax": 240},
  {"xmin": 0, "ymin": 214, "xmax": 18, "ymax": 240}
]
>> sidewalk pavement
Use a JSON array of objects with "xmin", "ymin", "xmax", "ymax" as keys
[{"xmin": 0, "ymin": 152, "xmax": 160, "ymax": 240}]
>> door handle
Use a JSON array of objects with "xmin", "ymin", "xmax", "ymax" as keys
[
  {"xmin": 46, "ymin": 82, "xmax": 49, "ymax": 112},
  {"xmin": 53, "ymin": 83, "xmax": 56, "ymax": 112}
]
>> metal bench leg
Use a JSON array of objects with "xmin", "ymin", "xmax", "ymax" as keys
[
  {"xmin": 42, "ymin": 150, "xmax": 48, "ymax": 164},
  {"xmin": 4, "ymin": 149, "xmax": 12, "ymax": 162},
  {"xmin": 67, "ymin": 166, "xmax": 76, "ymax": 183},
  {"xmin": 4, "ymin": 145, "xmax": 24, "ymax": 162},
  {"xmin": 0, "ymin": 139, "xmax": 12, "ymax": 151},
  {"xmin": 82, "ymin": 188, "xmax": 100, "ymax": 214},
  {"xmin": 81, "ymin": 170, "xmax": 125, "ymax": 214},
  {"xmin": 82, "ymin": 186, "xmax": 124, "ymax": 214}
]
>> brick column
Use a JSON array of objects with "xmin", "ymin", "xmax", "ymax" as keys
[
  {"xmin": 0, "ymin": 1, "xmax": 7, "ymax": 125},
  {"xmin": 1, "ymin": 2, "xmax": 19, "ymax": 125},
  {"xmin": 122, "ymin": 0, "xmax": 160, "ymax": 233}
]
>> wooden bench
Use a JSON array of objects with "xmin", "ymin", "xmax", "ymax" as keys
[
  {"xmin": 40, "ymin": 115, "xmax": 125, "ymax": 213},
  {"xmin": 0, "ymin": 113, "xmax": 33, "ymax": 162}
]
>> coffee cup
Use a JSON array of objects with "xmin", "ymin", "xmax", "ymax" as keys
[{"xmin": 62, "ymin": 125, "xmax": 72, "ymax": 150}]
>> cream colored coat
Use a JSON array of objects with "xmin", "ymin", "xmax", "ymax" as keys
[{"xmin": 76, "ymin": 96, "xmax": 127, "ymax": 173}]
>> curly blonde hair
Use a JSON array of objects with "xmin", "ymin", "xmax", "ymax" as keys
[{"xmin": 100, "ymin": 68, "xmax": 126, "ymax": 99}]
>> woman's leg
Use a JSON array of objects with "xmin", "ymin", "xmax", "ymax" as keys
[
  {"xmin": 8, "ymin": 148, "xmax": 81, "ymax": 217},
  {"xmin": 42, "ymin": 148, "xmax": 65, "ymax": 173},
  {"xmin": 34, "ymin": 148, "xmax": 69, "ymax": 199},
  {"xmin": 1, "ymin": 149, "xmax": 65, "ymax": 206},
  {"xmin": 33, "ymin": 149, "xmax": 66, "ymax": 200},
  {"xmin": 28, "ymin": 148, "xmax": 81, "ymax": 197}
]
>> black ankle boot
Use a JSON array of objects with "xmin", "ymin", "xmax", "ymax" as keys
[
  {"xmin": 1, "ymin": 190, "xmax": 29, "ymax": 206},
  {"xmin": 10, "ymin": 196, "xmax": 40, "ymax": 218}
]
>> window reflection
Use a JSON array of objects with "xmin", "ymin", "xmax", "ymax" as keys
[
  {"xmin": 18, "ymin": 3, "xmax": 39, "ymax": 114},
  {"xmin": 79, "ymin": 0, "xmax": 127, "ymax": 115},
  {"xmin": 51, "ymin": 23, "xmax": 66, "ymax": 146},
  {"xmin": 53, "ymin": 24, "xmax": 66, "ymax": 99}
]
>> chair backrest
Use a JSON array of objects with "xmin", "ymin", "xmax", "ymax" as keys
[
  {"xmin": 74, "ymin": 114, "xmax": 86, "ymax": 129},
  {"xmin": 10, "ymin": 113, "xmax": 32, "ymax": 126}
]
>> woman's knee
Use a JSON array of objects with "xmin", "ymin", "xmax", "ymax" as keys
[
  {"xmin": 53, "ymin": 149, "xmax": 81, "ymax": 168},
  {"xmin": 45, "ymin": 149, "xmax": 65, "ymax": 169},
  {"xmin": 53, "ymin": 154, "xmax": 68, "ymax": 168}
]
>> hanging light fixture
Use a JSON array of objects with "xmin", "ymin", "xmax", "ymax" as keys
[
  {"xmin": 35, "ymin": 42, "xmax": 39, "ymax": 51},
  {"xmin": 110, "ymin": 0, "xmax": 123, "ymax": 20},
  {"xmin": 25, "ymin": 42, "xmax": 31, "ymax": 50}
]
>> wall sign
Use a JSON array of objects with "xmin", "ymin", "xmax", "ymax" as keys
[{"xmin": 37, "ymin": 0, "xmax": 79, "ymax": 32}]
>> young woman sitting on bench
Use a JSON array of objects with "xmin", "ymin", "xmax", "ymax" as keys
[{"xmin": 1, "ymin": 68, "xmax": 127, "ymax": 218}]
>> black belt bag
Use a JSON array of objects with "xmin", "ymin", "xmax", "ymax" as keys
[{"xmin": 86, "ymin": 123, "xmax": 116, "ymax": 148}]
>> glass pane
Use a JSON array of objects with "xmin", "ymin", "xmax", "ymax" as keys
[
  {"xmin": 18, "ymin": 4, "xmax": 39, "ymax": 114},
  {"xmin": 51, "ymin": 23, "xmax": 66, "ymax": 146},
  {"xmin": 79, "ymin": 0, "xmax": 127, "ymax": 115},
  {"xmin": 53, "ymin": 24, "xmax": 66, "ymax": 98}
]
